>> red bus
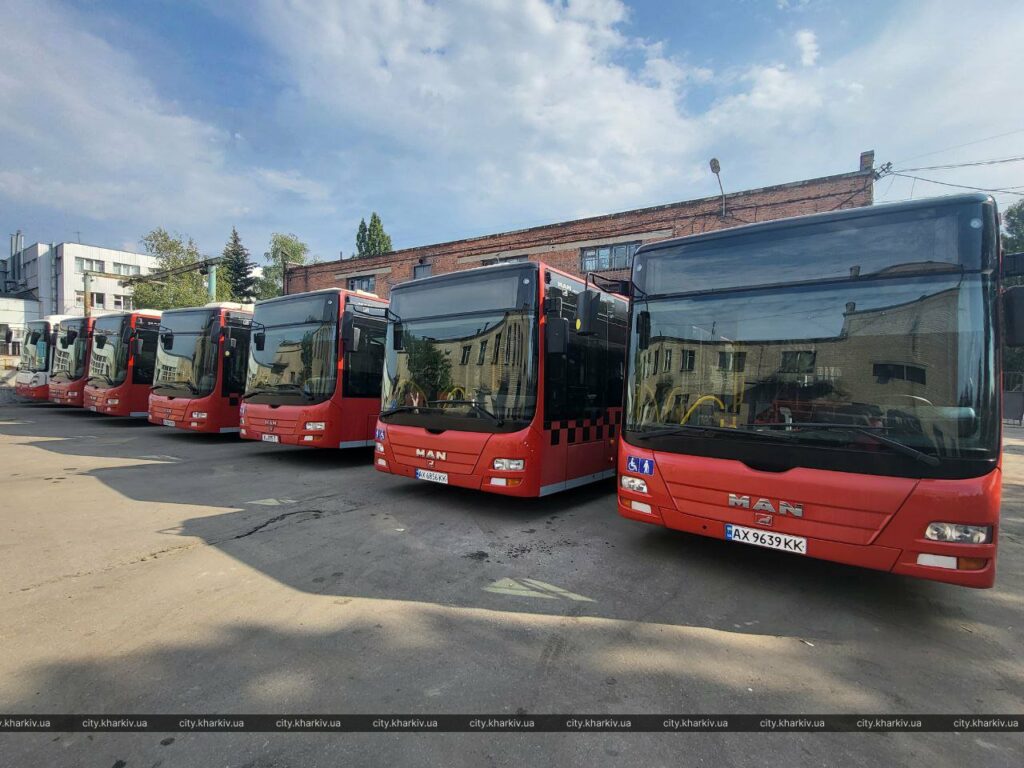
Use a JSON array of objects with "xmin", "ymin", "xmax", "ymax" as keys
[
  {"xmin": 239, "ymin": 288, "xmax": 387, "ymax": 448},
  {"xmin": 374, "ymin": 261, "xmax": 628, "ymax": 497},
  {"xmin": 13, "ymin": 315, "xmax": 69, "ymax": 400},
  {"xmin": 83, "ymin": 309, "xmax": 163, "ymax": 417},
  {"xmin": 49, "ymin": 315, "xmax": 106, "ymax": 407},
  {"xmin": 616, "ymin": 194, "xmax": 1015, "ymax": 588},
  {"xmin": 148, "ymin": 303, "xmax": 254, "ymax": 433}
]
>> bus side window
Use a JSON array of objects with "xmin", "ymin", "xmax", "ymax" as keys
[
  {"xmin": 132, "ymin": 327, "xmax": 159, "ymax": 384},
  {"xmin": 344, "ymin": 314, "xmax": 386, "ymax": 398}
]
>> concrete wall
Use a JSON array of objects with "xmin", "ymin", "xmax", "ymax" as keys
[{"xmin": 286, "ymin": 153, "xmax": 875, "ymax": 300}]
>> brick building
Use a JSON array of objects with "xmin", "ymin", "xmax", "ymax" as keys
[{"xmin": 286, "ymin": 152, "xmax": 875, "ymax": 299}]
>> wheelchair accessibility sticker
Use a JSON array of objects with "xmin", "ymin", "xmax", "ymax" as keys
[{"xmin": 626, "ymin": 456, "xmax": 655, "ymax": 475}]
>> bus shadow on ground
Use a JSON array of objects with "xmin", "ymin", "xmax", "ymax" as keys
[{"xmin": 4, "ymin": 405, "xmax": 1022, "ymax": 647}]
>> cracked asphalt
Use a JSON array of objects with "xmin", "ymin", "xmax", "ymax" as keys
[{"xmin": 0, "ymin": 403, "xmax": 1022, "ymax": 767}]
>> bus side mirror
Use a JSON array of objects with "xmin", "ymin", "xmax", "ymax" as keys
[
  {"xmin": 161, "ymin": 332, "xmax": 174, "ymax": 351},
  {"xmin": 66, "ymin": 329, "xmax": 78, "ymax": 345},
  {"xmin": 574, "ymin": 290, "xmax": 600, "ymax": 336},
  {"xmin": 543, "ymin": 296, "xmax": 562, "ymax": 315},
  {"xmin": 95, "ymin": 334, "xmax": 106, "ymax": 350},
  {"xmin": 341, "ymin": 316, "xmax": 361, "ymax": 352},
  {"xmin": 49, "ymin": 331, "xmax": 58, "ymax": 346},
  {"xmin": 59, "ymin": 335, "xmax": 69, "ymax": 349},
  {"xmin": 3, "ymin": 329, "xmax": 11, "ymax": 344},
  {"xmin": 393, "ymin": 324, "xmax": 404, "ymax": 351},
  {"xmin": 254, "ymin": 331, "xmax": 266, "ymax": 351},
  {"xmin": 636, "ymin": 310, "xmax": 651, "ymax": 351},
  {"xmin": 1006, "ymin": 287, "xmax": 1024, "ymax": 347},
  {"xmin": 28, "ymin": 331, "xmax": 40, "ymax": 346},
  {"xmin": 546, "ymin": 317, "xmax": 568, "ymax": 355}
]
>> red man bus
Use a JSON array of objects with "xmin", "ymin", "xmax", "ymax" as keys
[
  {"xmin": 49, "ymin": 315, "xmax": 107, "ymax": 407},
  {"xmin": 616, "ymin": 194, "xmax": 1016, "ymax": 588},
  {"xmin": 14, "ymin": 315, "xmax": 69, "ymax": 400},
  {"xmin": 83, "ymin": 309, "xmax": 163, "ymax": 417},
  {"xmin": 374, "ymin": 261, "xmax": 628, "ymax": 497},
  {"xmin": 148, "ymin": 303, "xmax": 254, "ymax": 433},
  {"xmin": 239, "ymin": 288, "xmax": 387, "ymax": 448}
]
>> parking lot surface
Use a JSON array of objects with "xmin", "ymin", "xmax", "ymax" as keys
[{"xmin": 0, "ymin": 403, "xmax": 1022, "ymax": 766}]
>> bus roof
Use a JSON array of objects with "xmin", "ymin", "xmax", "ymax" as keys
[
  {"xmin": 254, "ymin": 287, "xmax": 387, "ymax": 307},
  {"xmin": 635, "ymin": 193, "xmax": 992, "ymax": 258}
]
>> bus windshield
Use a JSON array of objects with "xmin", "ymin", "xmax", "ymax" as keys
[
  {"xmin": 88, "ymin": 315, "xmax": 129, "ymax": 389},
  {"xmin": 51, "ymin": 319, "xmax": 89, "ymax": 382},
  {"xmin": 19, "ymin": 321, "xmax": 51, "ymax": 372},
  {"xmin": 245, "ymin": 293, "xmax": 340, "ymax": 405},
  {"xmin": 381, "ymin": 267, "xmax": 539, "ymax": 432},
  {"xmin": 626, "ymin": 199, "xmax": 998, "ymax": 479},
  {"xmin": 153, "ymin": 309, "xmax": 219, "ymax": 398}
]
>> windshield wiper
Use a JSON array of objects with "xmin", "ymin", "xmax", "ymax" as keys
[
  {"xmin": 753, "ymin": 422, "xmax": 940, "ymax": 466},
  {"xmin": 242, "ymin": 384, "xmax": 315, "ymax": 400},
  {"xmin": 635, "ymin": 424, "xmax": 778, "ymax": 440},
  {"xmin": 154, "ymin": 380, "xmax": 198, "ymax": 393},
  {"xmin": 379, "ymin": 404, "xmax": 438, "ymax": 418},
  {"xmin": 428, "ymin": 399, "xmax": 506, "ymax": 425}
]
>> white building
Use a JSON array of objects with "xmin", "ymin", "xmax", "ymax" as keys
[
  {"xmin": 2, "ymin": 241, "xmax": 160, "ymax": 317},
  {"xmin": 0, "ymin": 296, "xmax": 39, "ymax": 356}
]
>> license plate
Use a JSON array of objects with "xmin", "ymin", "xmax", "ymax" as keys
[
  {"xmin": 162, "ymin": 419, "xmax": 175, "ymax": 427},
  {"xmin": 261, "ymin": 433, "xmax": 279, "ymax": 443},
  {"xmin": 89, "ymin": 406, "xmax": 97, "ymax": 412},
  {"xmin": 415, "ymin": 469, "xmax": 448, "ymax": 484},
  {"xmin": 725, "ymin": 524, "xmax": 807, "ymax": 554}
]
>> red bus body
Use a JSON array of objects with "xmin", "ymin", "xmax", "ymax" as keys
[
  {"xmin": 239, "ymin": 289, "xmax": 387, "ymax": 448},
  {"xmin": 82, "ymin": 310, "xmax": 163, "ymax": 417},
  {"xmin": 14, "ymin": 315, "xmax": 68, "ymax": 400},
  {"xmin": 616, "ymin": 195, "xmax": 1005, "ymax": 587},
  {"xmin": 375, "ymin": 261, "xmax": 628, "ymax": 497},
  {"xmin": 148, "ymin": 303, "xmax": 254, "ymax": 434},
  {"xmin": 48, "ymin": 316, "xmax": 100, "ymax": 407}
]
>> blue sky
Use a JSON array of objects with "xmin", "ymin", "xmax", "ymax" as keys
[{"xmin": 1, "ymin": 0, "xmax": 1022, "ymax": 264}]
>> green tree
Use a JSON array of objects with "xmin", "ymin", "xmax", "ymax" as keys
[
  {"xmin": 404, "ymin": 336, "xmax": 452, "ymax": 400},
  {"xmin": 355, "ymin": 212, "xmax": 392, "ymax": 257},
  {"xmin": 132, "ymin": 228, "xmax": 230, "ymax": 310},
  {"xmin": 355, "ymin": 218, "xmax": 369, "ymax": 258},
  {"xmin": 257, "ymin": 232, "xmax": 311, "ymax": 299},
  {"xmin": 1004, "ymin": 199, "xmax": 1024, "ymax": 255},
  {"xmin": 366, "ymin": 212, "xmax": 393, "ymax": 256},
  {"xmin": 221, "ymin": 227, "xmax": 258, "ymax": 301}
]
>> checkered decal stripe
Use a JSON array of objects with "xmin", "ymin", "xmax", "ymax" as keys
[{"xmin": 545, "ymin": 408, "xmax": 622, "ymax": 446}]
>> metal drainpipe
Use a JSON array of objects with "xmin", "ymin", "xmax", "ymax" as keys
[{"xmin": 50, "ymin": 243, "xmax": 59, "ymax": 315}]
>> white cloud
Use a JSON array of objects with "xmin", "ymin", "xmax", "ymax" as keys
[
  {"xmin": 794, "ymin": 29, "xmax": 819, "ymax": 66},
  {"xmin": 0, "ymin": 0, "xmax": 329, "ymax": 246}
]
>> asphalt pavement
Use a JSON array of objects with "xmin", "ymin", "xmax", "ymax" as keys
[{"xmin": 0, "ymin": 402, "xmax": 1021, "ymax": 767}]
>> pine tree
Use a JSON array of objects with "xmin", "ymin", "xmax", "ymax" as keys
[
  {"xmin": 355, "ymin": 218, "xmax": 369, "ymax": 258},
  {"xmin": 365, "ymin": 212, "xmax": 393, "ymax": 256},
  {"xmin": 221, "ymin": 227, "xmax": 258, "ymax": 301}
]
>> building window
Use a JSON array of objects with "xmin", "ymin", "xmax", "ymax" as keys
[
  {"xmin": 663, "ymin": 348, "xmax": 672, "ymax": 372},
  {"xmin": 460, "ymin": 345, "xmax": 472, "ymax": 365},
  {"xmin": 111, "ymin": 262, "xmax": 141, "ymax": 276},
  {"xmin": 580, "ymin": 241, "xmax": 639, "ymax": 272},
  {"xmin": 718, "ymin": 351, "xmax": 746, "ymax": 372},
  {"xmin": 492, "ymin": 333, "xmax": 502, "ymax": 363},
  {"xmin": 413, "ymin": 263, "xmax": 432, "ymax": 279},
  {"xmin": 477, "ymin": 340, "xmax": 488, "ymax": 365},
  {"xmin": 347, "ymin": 275, "xmax": 376, "ymax": 292},
  {"xmin": 113, "ymin": 294, "xmax": 133, "ymax": 310},
  {"xmin": 75, "ymin": 291, "xmax": 106, "ymax": 308},
  {"xmin": 873, "ymin": 363, "xmax": 926, "ymax": 385},
  {"xmin": 74, "ymin": 257, "xmax": 105, "ymax": 274},
  {"xmin": 781, "ymin": 351, "xmax": 816, "ymax": 373},
  {"xmin": 680, "ymin": 349, "xmax": 696, "ymax": 372}
]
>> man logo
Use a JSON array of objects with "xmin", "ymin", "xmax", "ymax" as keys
[
  {"xmin": 416, "ymin": 448, "xmax": 447, "ymax": 461},
  {"xmin": 728, "ymin": 493, "xmax": 804, "ymax": 518}
]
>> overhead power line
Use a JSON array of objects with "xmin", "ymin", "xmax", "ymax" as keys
[
  {"xmin": 893, "ymin": 128, "xmax": 1024, "ymax": 164},
  {"xmin": 887, "ymin": 172, "xmax": 1024, "ymax": 197},
  {"xmin": 895, "ymin": 155, "xmax": 1024, "ymax": 173}
]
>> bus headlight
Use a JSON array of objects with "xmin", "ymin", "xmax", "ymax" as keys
[
  {"xmin": 191, "ymin": 411, "xmax": 207, "ymax": 419},
  {"xmin": 375, "ymin": 441, "xmax": 385, "ymax": 453},
  {"xmin": 620, "ymin": 475, "xmax": 648, "ymax": 494},
  {"xmin": 107, "ymin": 398, "xmax": 119, "ymax": 406},
  {"xmin": 492, "ymin": 458, "xmax": 524, "ymax": 471},
  {"xmin": 924, "ymin": 523, "xmax": 991, "ymax": 544},
  {"xmin": 305, "ymin": 422, "xmax": 326, "ymax": 431}
]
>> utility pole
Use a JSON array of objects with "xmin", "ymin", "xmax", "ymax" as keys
[
  {"xmin": 207, "ymin": 264, "xmax": 217, "ymax": 300},
  {"xmin": 83, "ymin": 272, "xmax": 92, "ymax": 318}
]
